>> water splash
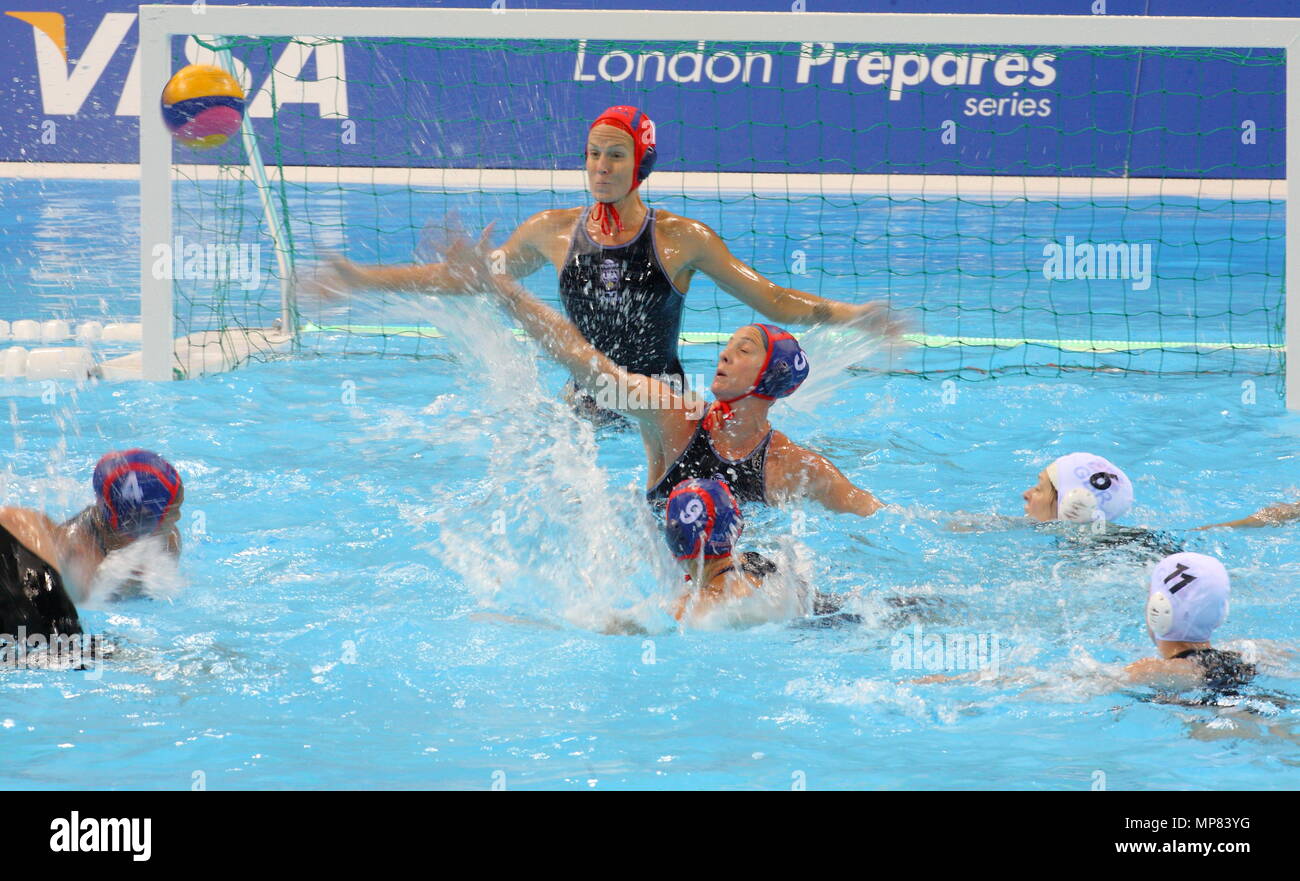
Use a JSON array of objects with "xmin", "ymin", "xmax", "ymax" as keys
[
  {"xmin": 782, "ymin": 324, "xmax": 896, "ymax": 418},
  {"xmin": 404, "ymin": 294, "xmax": 670, "ymax": 632},
  {"xmin": 82, "ymin": 534, "xmax": 185, "ymax": 606}
]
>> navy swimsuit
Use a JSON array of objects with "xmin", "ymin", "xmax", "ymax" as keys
[
  {"xmin": 647, "ymin": 411, "xmax": 774, "ymax": 505},
  {"xmin": 557, "ymin": 207, "xmax": 686, "ymax": 383}
]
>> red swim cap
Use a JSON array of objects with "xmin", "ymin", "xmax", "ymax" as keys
[
  {"xmin": 588, "ymin": 106, "xmax": 657, "ymax": 234},
  {"xmin": 589, "ymin": 105, "xmax": 656, "ymax": 187}
]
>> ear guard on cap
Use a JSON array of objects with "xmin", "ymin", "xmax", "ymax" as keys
[
  {"xmin": 750, "ymin": 324, "xmax": 809, "ymax": 400},
  {"xmin": 1145, "ymin": 591, "xmax": 1176, "ymax": 638},
  {"xmin": 632, "ymin": 109, "xmax": 657, "ymax": 182},
  {"xmin": 1058, "ymin": 487, "xmax": 1099, "ymax": 523}
]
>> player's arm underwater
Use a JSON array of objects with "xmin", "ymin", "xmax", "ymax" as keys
[
  {"xmin": 945, "ymin": 513, "xmax": 1031, "ymax": 533},
  {"xmin": 1193, "ymin": 500, "xmax": 1300, "ymax": 531}
]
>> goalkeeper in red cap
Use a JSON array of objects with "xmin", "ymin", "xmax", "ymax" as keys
[{"xmin": 311, "ymin": 106, "xmax": 903, "ymax": 408}]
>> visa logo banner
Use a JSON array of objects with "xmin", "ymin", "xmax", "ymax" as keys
[
  {"xmin": 4, "ymin": 9, "xmax": 349, "ymax": 118},
  {"xmin": 0, "ymin": 3, "xmax": 1281, "ymax": 176}
]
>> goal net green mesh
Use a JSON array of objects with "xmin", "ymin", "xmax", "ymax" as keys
[{"xmin": 165, "ymin": 34, "xmax": 1284, "ymax": 382}]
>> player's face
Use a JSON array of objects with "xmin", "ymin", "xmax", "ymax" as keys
[
  {"xmin": 586, "ymin": 126, "xmax": 636, "ymax": 202},
  {"xmin": 1023, "ymin": 469, "xmax": 1057, "ymax": 521},
  {"xmin": 712, "ymin": 326, "xmax": 767, "ymax": 399}
]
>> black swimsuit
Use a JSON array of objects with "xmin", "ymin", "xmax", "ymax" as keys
[
  {"xmin": 558, "ymin": 206, "xmax": 686, "ymax": 382},
  {"xmin": 647, "ymin": 413, "xmax": 774, "ymax": 504},
  {"xmin": 716, "ymin": 551, "xmax": 778, "ymax": 580},
  {"xmin": 1174, "ymin": 647, "xmax": 1256, "ymax": 692},
  {"xmin": 0, "ymin": 523, "xmax": 80, "ymax": 639},
  {"xmin": 1070, "ymin": 525, "xmax": 1185, "ymax": 559}
]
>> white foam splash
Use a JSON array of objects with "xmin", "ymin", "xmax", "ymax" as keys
[
  {"xmin": 782, "ymin": 325, "xmax": 894, "ymax": 417},
  {"xmin": 785, "ymin": 674, "xmax": 934, "ymax": 722},
  {"xmin": 81, "ymin": 534, "xmax": 185, "ymax": 607},
  {"xmin": 405, "ymin": 294, "xmax": 665, "ymax": 629}
]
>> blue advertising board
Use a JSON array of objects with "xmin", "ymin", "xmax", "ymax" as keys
[{"xmin": 0, "ymin": 1, "xmax": 1288, "ymax": 176}]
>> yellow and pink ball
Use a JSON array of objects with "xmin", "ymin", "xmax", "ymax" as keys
[{"xmin": 161, "ymin": 64, "xmax": 245, "ymax": 150}]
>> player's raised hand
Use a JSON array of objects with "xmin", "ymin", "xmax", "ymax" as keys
[
  {"xmin": 846, "ymin": 299, "xmax": 912, "ymax": 342},
  {"xmin": 296, "ymin": 253, "xmax": 365, "ymax": 302},
  {"xmin": 442, "ymin": 222, "xmax": 499, "ymax": 292}
]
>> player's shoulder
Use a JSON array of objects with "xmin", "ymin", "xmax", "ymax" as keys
[
  {"xmin": 1125, "ymin": 656, "xmax": 1162, "ymax": 676},
  {"xmin": 0, "ymin": 506, "xmax": 61, "ymax": 566},
  {"xmin": 768, "ymin": 431, "xmax": 826, "ymax": 468},
  {"xmin": 1126, "ymin": 655, "xmax": 1203, "ymax": 681},
  {"xmin": 654, "ymin": 209, "xmax": 718, "ymax": 241},
  {"xmin": 765, "ymin": 432, "xmax": 832, "ymax": 496},
  {"xmin": 766, "ymin": 429, "xmax": 796, "ymax": 454},
  {"xmin": 0, "ymin": 506, "xmax": 59, "ymax": 535}
]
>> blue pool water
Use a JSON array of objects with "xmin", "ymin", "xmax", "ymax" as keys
[{"xmin": 1, "ymin": 177, "xmax": 1297, "ymax": 789}]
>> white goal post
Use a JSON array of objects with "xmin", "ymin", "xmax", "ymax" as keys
[{"xmin": 137, "ymin": 5, "xmax": 1300, "ymax": 408}]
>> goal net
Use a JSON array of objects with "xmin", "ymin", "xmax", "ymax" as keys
[{"xmin": 136, "ymin": 6, "xmax": 1295, "ymax": 402}]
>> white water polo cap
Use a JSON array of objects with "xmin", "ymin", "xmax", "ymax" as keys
[
  {"xmin": 1145, "ymin": 552, "xmax": 1230, "ymax": 643},
  {"xmin": 1046, "ymin": 452, "xmax": 1134, "ymax": 523}
]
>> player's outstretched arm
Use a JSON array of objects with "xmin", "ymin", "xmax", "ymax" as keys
[
  {"xmin": 302, "ymin": 212, "xmax": 553, "ymax": 297},
  {"xmin": 768, "ymin": 443, "xmax": 885, "ymax": 517},
  {"xmin": 1193, "ymin": 500, "xmax": 1300, "ymax": 531},
  {"xmin": 308, "ymin": 255, "xmax": 473, "ymax": 294},
  {"xmin": 683, "ymin": 217, "xmax": 905, "ymax": 337}
]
